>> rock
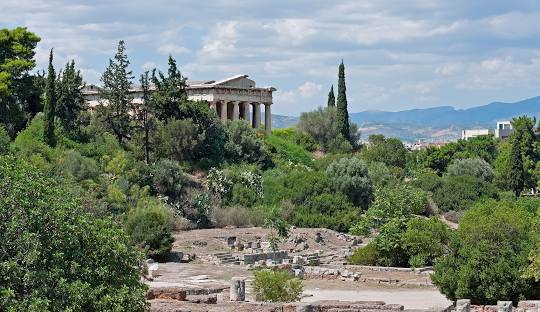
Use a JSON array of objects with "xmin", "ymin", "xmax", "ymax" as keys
[
  {"xmin": 146, "ymin": 287, "xmax": 187, "ymax": 301},
  {"xmin": 498, "ymin": 301, "xmax": 513, "ymax": 312},
  {"xmin": 456, "ymin": 299, "xmax": 471, "ymax": 312},
  {"xmin": 230, "ymin": 277, "xmax": 246, "ymax": 301},
  {"xmin": 226, "ymin": 236, "xmax": 237, "ymax": 247},
  {"xmin": 314, "ymin": 232, "xmax": 323, "ymax": 243}
]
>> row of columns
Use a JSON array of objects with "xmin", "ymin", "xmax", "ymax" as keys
[{"xmin": 210, "ymin": 100, "xmax": 271, "ymax": 134}]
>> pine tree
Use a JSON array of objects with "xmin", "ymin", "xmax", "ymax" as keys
[
  {"xmin": 327, "ymin": 85, "xmax": 335, "ymax": 107},
  {"xmin": 57, "ymin": 60, "xmax": 84, "ymax": 133},
  {"xmin": 336, "ymin": 60, "xmax": 350, "ymax": 141},
  {"xmin": 151, "ymin": 55, "xmax": 188, "ymax": 122},
  {"xmin": 509, "ymin": 136, "xmax": 525, "ymax": 197},
  {"xmin": 43, "ymin": 49, "xmax": 56, "ymax": 146},
  {"xmin": 98, "ymin": 40, "xmax": 134, "ymax": 145}
]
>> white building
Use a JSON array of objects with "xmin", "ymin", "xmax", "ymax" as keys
[
  {"xmin": 461, "ymin": 121, "xmax": 514, "ymax": 140},
  {"xmin": 82, "ymin": 74, "xmax": 276, "ymax": 134}
]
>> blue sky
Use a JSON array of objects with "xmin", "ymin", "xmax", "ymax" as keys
[{"xmin": 3, "ymin": 0, "xmax": 540, "ymax": 116}]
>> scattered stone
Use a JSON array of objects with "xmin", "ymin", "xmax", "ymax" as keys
[
  {"xmin": 146, "ymin": 287, "xmax": 187, "ymax": 301},
  {"xmin": 498, "ymin": 301, "xmax": 512, "ymax": 312},
  {"xmin": 226, "ymin": 236, "xmax": 237, "ymax": 247},
  {"xmin": 457, "ymin": 299, "xmax": 471, "ymax": 312},
  {"xmin": 314, "ymin": 232, "xmax": 323, "ymax": 243}
]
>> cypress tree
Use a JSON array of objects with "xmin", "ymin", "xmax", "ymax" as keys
[
  {"xmin": 43, "ymin": 49, "xmax": 56, "ymax": 147},
  {"xmin": 509, "ymin": 137, "xmax": 525, "ymax": 197},
  {"xmin": 57, "ymin": 60, "xmax": 84, "ymax": 133},
  {"xmin": 327, "ymin": 85, "xmax": 335, "ymax": 107},
  {"xmin": 336, "ymin": 60, "xmax": 350, "ymax": 141}
]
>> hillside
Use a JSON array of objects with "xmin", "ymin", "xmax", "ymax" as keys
[{"xmin": 274, "ymin": 96, "xmax": 540, "ymax": 141}]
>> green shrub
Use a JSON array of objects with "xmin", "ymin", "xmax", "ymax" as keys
[
  {"xmin": 125, "ymin": 197, "xmax": 174, "ymax": 261},
  {"xmin": 432, "ymin": 200, "xmax": 537, "ymax": 304},
  {"xmin": 361, "ymin": 135, "xmax": 407, "ymax": 168},
  {"xmin": 349, "ymin": 243, "xmax": 380, "ymax": 265},
  {"xmin": 211, "ymin": 205, "xmax": 266, "ymax": 228},
  {"xmin": 0, "ymin": 125, "xmax": 9, "ymax": 155},
  {"xmin": 263, "ymin": 168, "xmax": 332, "ymax": 206},
  {"xmin": 401, "ymin": 217, "xmax": 453, "ymax": 267},
  {"xmin": 156, "ymin": 118, "xmax": 201, "ymax": 162},
  {"xmin": 0, "ymin": 156, "xmax": 148, "ymax": 311},
  {"xmin": 368, "ymin": 161, "xmax": 401, "ymax": 189},
  {"xmin": 252, "ymin": 269, "xmax": 303, "ymax": 302},
  {"xmin": 224, "ymin": 120, "xmax": 272, "ymax": 167},
  {"xmin": 152, "ymin": 159, "xmax": 187, "ymax": 203},
  {"xmin": 446, "ymin": 157, "xmax": 494, "ymax": 182},
  {"xmin": 272, "ymin": 128, "xmax": 318, "ymax": 152},
  {"xmin": 433, "ymin": 175, "xmax": 499, "ymax": 212},
  {"xmin": 411, "ymin": 170, "xmax": 443, "ymax": 193},
  {"xmin": 58, "ymin": 150, "xmax": 100, "ymax": 182},
  {"xmin": 326, "ymin": 157, "xmax": 373, "ymax": 209},
  {"xmin": 265, "ymin": 135, "xmax": 312, "ymax": 166}
]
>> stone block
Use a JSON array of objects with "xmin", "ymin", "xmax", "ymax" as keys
[
  {"xmin": 498, "ymin": 301, "xmax": 513, "ymax": 312},
  {"xmin": 226, "ymin": 236, "xmax": 237, "ymax": 247},
  {"xmin": 456, "ymin": 299, "xmax": 471, "ymax": 312},
  {"xmin": 230, "ymin": 277, "xmax": 246, "ymax": 301},
  {"xmin": 146, "ymin": 287, "xmax": 187, "ymax": 301}
]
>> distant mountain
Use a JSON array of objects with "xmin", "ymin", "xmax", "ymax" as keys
[
  {"xmin": 273, "ymin": 96, "xmax": 540, "ymax": 141},
  {"xmin": 350, "ymin": 96, "xmax": 540, "ymax": 128}
]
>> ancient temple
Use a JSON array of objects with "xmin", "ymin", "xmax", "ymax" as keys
[{"xmin": 81, "ymin": 74, "xmax": 276, "ymax": 134}]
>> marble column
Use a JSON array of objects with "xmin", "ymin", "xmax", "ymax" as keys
[
  {"xmin": 232, "ymin": 101, "xmax": 239, "ymax": 120},
  {"xmin": 242, "ymin": 102, "xmax": 250, "ymax": 123},
  {"xmin": 264, "ymin": 103, "xmax": 272, "ymax": 135},
  {"xmin": 230, "ymin": 277, "xmax": 246, "ymax": 301},
  {"xmin": 252, "ymin": 102, "xmax": 261, "ymax": 129},
  {"xmin": 220, "ymin": 101, "xmax": 227, "ymax": 122}
]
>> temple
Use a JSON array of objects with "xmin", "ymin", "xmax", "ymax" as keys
[{"xmin": 81, "ymin": 74, "xmax": 276, "ymax": 134}]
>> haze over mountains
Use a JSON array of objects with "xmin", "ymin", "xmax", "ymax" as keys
[{"xmin": 273, "ymin": 96, "xmax": 540, "ymax": 142}]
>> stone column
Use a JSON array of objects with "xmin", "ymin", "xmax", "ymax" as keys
[
  {"xmin": 264, "ymin": 103, "xmax": 272, "ymax": 135},
  {"xmin": 242, "ymin": 102, "xmax": 250, "ymax": 123},
  {"xmin": 220, "ymin": 101, "xmax": 227, "ymax": 122},
  {"xmin": 252, "ymin": 102, "xmax": 261, "ymax": 129},
  {"xmin": 232, "ymin": 101, "xmax": 239, "ymax": 120},
  {"xmin": 230, "ymin": 277, "xmax": 245, "ymax": 301},
  {"xmin": 497, "ymin": 301, "xmax": 512, "ymax": 312},
  {"xmin": 456, "ymin": 299, "xmax": 471, "ymax": 312}
]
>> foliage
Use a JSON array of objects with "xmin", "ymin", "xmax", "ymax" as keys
[
  {"xmin": 509, "ymin": 134, "xmax": 525, "ymax": 197},
  {"xmin": 271, "ymin": 128, "xmax": 318, "ymax": 152},
  {"xmin": 0, "ymin": 27, "xmax": 42, "ymax": 136},
  {"xmin": 432, "ymin": 200, "xmax": 538, "ymax": 304},
  {"xmin": 224, "ymin": 120, "xmax": 272, "ymax": 167},
  {"xmin": 265, "ymin": 135, "xmax": 312, "ymax": 166},
  {"xmin": 298, "ymin": 107, "xmax": 358, "ymax": 153},
  {"xmin": 350, "ymin": 185, "xmax": 428, "ymax": 235},
  {"xmin": 125, "ymin": 197, "xmax": 174, "ymax": 260},
  {"xmin": 336, "ymin": 61, "xmax": 350, "ymax": 141},
  {"xmin": 57, "ymin": 150, "xmax": 100, "ymax": 182},
  {"xmin": 0, "ymin": 125, "xmax": 10, "ymax": 155},
  {"xmin": 349, "ymin": 243, "xmax": 380, "ymax": 265},
  {"xmin": 57, "ymin": 60, "xmax": 85, "ymax": 134},
  {"xmin": 401, "ymin": 217, "xmax": 453, "ymax": 267},
  {"xmin": 97, "ymin": 40, "xmax": 134, "ymax": 145},
  {"xmin": 157, "ymin": 118, "xmax": 201, "ymax": 162},
  {"xmin": 433, "ymin": 175, "xmax": 499, "ymax": 212},
  {"xmin": 151, "ymin": 159, "xmax": 187, "ymax": 203},
  {"xmin": 264, "ymin": 207, "xmax": 291, "ymax": 252},
  {"xmin": 211, "ymin": 205, "xmax": 266, "ymax": 228},
  {"xmin": 252, "ymin": 269, "xmax": 303, "ymax": 302},
  {"xmin": 327, "ymin": 84, "xmax": 335, "ymax": 107},
  {"xmin": 411, "ymin": 170, "xmax": 443, "ymax": 193},
  {"xmin": 418, "ymin": 136, "xmax": 497, "ymax": 174},
  {"xmin": 326, "ymin": 157, "xmax": 373, "ymax": 208},
  {"xmin": 292, "ymin": 193, "xmax": 358, "ymax": 232},
  {"xmin": 262, "ymin": 168, "xmax": 331, "ymax": 206},
  {"xmin": 362, "ymin": 135, "xmax": 407, "ymax": 168},
  {"xmin": 150, "ymin": 55, "xmax": 188, "ymax": 121},
  {"xmin": 43, "ymin": 49, "xmax": 56, "ymax": 147},
  {"xmin": 132, "ymin": 71, "xmax": 155, "ymax": 163},
  {"xmin": 0, "ymin": 156, "xmax": 148, "ymax": 311},
  {"xmin": 368, "ymin": 162, "xmax": 400, "ymax": 189},
  {"xmin": 446, "ymin": 157, "xmax": 495, "ymax": 182}
]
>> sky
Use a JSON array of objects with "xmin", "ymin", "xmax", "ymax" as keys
[{"xmin": 3, "ymin": 0, "xmax": 540, "ymax": 116}]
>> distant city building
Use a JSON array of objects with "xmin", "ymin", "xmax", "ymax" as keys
[
  {"xmin": 81, "ymin": 74, "xmax": 276, "ymax": 134},
  {"xmin": 461, "ymin": 121, "xmax": 513, "ymax": 140}
]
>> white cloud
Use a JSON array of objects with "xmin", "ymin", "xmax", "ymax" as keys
[
  {"xmin": 265, "ymin": 19, "xmax": 317, "ymax": 45},
  {"xmin": 157, "ymin": 44, "xmax": 190, "ymax": 54},
  {"xmin": 201, "ymin": 21, "xmax": 239, "ymax": 58},
  {"xmin": 298, "ymin": 81, "xmax": 322, "ymax": 97}
]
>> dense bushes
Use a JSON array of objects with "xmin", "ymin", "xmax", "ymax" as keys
[
  {"xmin": 433, "ymin": 175, "xmax": 498, "ymax": 212},
  {"xmin": 252, "ymin": 269, "xmax": 303, "ymax": 302},
  {"xmin": 124, "ymin": 197, "xmax": 174, "ymax": 261},
  {"xmin": 0, "ymin": 126, "xmax": 9, "ymax": 155},
  {"xmin": 265, "ymin": 135, "xmax": 312, "ymax": 166},
  {"xmin": 151, "ymin": 159, "xmax": 187, "ymax": 203},
  {"xmin": 446, "ymin": 157, "xmax": 494, "ymax": 182},
  {"xmin": 432, "ymin": 200, "xmax": 539, "ymax": 304},
  {"xmin": 326, "ymin": 157, "xmax": 373, "ymax": 208},
  {"xmin": 0, "ymin": 156, "xmax": 148, "ymax": 311},
  {"xmin": 224, "ymin": 120, "xmax": 272, "ymax": 167}
]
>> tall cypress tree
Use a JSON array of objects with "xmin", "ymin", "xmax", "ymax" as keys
[
  {"xmin": 327, "ymin": 85, "xmax": 335, "ymax": 107},
  {"xmin": 336, "ymin": 60, "xmax": 350, "ymax": 141},
  {"xmin": 98, "ymin": 40, "xmax": 134, "ymax": 145},
  {"xmin": 43, "ymin": 49, "xmax": 56, "ymax": 147},
  {"xmin": 509, "ymin": 136, "xmax": 525, "ymax": 197},
  {"xmin": 57, "ymin": 60, "xmax": 84, "ymax": 133}
]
